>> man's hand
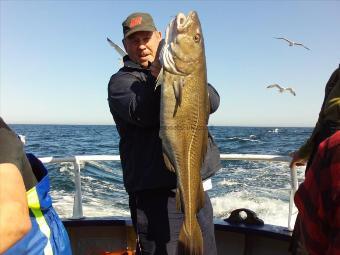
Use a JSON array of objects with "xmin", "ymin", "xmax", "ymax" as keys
[
  {"xmin": 150, "ymin": 59, "xmax": 162, "ymax": 78},
  {"xmin": 150, "ymin": 39, "xmax": 164, "ymax": 78},
  {"xmin": 289, "ymin": 151, "xmax": 307, "ymax": 168}
]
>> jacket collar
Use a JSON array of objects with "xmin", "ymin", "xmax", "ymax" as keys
[{"xmin": 123, "ymin": 55, "xmax": 150, "ymax": 71}]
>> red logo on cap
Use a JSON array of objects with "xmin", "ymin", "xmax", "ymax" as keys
[{"xmin": 130, "ymin": 16, "xmax": 142, "ymax": 28}]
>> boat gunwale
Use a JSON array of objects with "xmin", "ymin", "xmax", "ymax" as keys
[{"xmin": 62, "ymin": 216, "xmax": 292, "ymax": 241}]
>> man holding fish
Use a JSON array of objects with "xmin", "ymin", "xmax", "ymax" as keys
[{"xmin": 108, "ymin": 11, "xmax": 221, "ymax": 255}]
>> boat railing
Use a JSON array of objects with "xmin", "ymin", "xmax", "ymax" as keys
[{"xmin": 39, "ymin": 153, "xmax": 299, "ymax": 231}]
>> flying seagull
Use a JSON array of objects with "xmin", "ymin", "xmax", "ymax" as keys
[
  {"xmin": 106, "ymin": 37, "xmax": 127, "ymax": 57},
  {"xmin": 267, "ymin": 84, "xmax": 296, "ymax": 96},
  {"xmin": 274, "ymin": 37, "xmax": 310, "ymax": 50}
]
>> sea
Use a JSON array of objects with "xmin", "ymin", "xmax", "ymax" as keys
[{"xmin": 10, "ymin": 124, "xmax": 312, "ymax": 228}]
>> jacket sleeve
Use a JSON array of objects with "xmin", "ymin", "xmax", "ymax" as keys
[
  {"xmin": 322, "ymin": 131, "xmax": 340, "ymax": 255},
  {"xmin": 207, "ymin": 83, "xmax": 220, "ymax": 114},
  {"xmin": 108, "ymin": 72, "xmax": 160, "ymax": 128},
  {"xmin": 329, "ymin": 153, "xmax": 340, "ymax": 254}
]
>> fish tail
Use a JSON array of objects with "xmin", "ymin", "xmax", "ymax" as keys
[{"xmin": 178, "ymin": 218, "xmax": 203, "ymax": 255}]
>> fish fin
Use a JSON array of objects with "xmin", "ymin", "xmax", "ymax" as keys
[
  {"xmin": 178, "ymin": 215, "xmax": 203, "ymax": 255},
  {"xmin": 162, "ymin": 152, "xmax": 176, "ymax": 172},
  {"xmin": 154, "ymin": 67, "xmax": 164, "ymax": 90},
  {"xmin": 176, "ymin": 188, "xmax": 182, "ymax": 212},
  {"xmin": 172, "ymin": 79, "xmax": 183, "ymax": 117},
  {"xmin": 173, "ymin": 79, "xmax": 183, "ymax": 106}
]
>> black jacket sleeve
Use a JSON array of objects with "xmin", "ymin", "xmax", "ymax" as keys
[
  {"xmin": 108, "ymin": 71, "xmax": 161, "ymax": 128},
  {"xmin": 207, "ymin": 83, "xmax": 220, "ymax": 114},
  {"xmin": 108, "ymin": 70, "xmax": 220, "ymax": 127}
]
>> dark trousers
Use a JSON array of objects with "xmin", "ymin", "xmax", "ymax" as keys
[{"xmin": 129, "ymin": 189, "xmax": 217, "ymax": 255}]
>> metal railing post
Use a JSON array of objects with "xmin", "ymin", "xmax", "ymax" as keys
[
  {"xmin": 288, "ymin": 166, "xmax": 298, "ymax": 231},
  {"xmin": 71, "ymin": 157, "xmax": 84, "ymax": 219}
]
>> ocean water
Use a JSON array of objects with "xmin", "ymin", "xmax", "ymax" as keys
[{"xmin": 11, "ymin": 124, "xmax": 311, "ymax": 227}]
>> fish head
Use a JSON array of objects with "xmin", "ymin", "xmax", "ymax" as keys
[{"xmin": 161, "ymin": 11, "xmax": 205, "ymax": 75}]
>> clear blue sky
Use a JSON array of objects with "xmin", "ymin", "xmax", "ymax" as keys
[{"xmin": 1, "ymin": 1, "xmax": 339, "ymax": 126}]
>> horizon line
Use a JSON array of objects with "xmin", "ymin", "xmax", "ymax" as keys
[{"xmin": 8, "ymin": 123, "xmax": 314, "ymax": 128}]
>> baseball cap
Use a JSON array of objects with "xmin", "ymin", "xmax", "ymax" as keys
[{"xmin": 122, "ymin": 12, "xmax": 157, "ymax": 38}]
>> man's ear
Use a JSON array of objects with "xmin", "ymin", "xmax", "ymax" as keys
[{"xmin": 157, "ymin": 31, "xmax": 162, "ymax": 40}]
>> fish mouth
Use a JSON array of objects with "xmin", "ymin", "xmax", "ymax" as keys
[
  {"xmin": 164, "ymin": 11, "xmax": 195, "ymax": 51},
  {"xmin": 161, "ymin": 12, "xmax": 197, "ymax": 75},
  {"xmin": 176, "ymin": 13, "xmax": 189, "ymax": 32},
  {"xmin": 176, "ymin": 11, "xmax": 196, "ymax": 32}
]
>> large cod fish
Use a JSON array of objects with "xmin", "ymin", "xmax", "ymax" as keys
[{"xmin": 159, "ymin": 11, "xmax": 210, "ymax": 255}]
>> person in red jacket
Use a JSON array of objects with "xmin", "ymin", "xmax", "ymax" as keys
[{"xmin": 293, "ymin": 131, "xmax": 340, "ymax": 254}]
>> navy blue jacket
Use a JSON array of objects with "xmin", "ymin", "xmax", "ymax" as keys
[{"xmin": 108, "ymin": 56, "xmax": 221, "ymax": 193}]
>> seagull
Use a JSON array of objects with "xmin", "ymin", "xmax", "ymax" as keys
[
  {"xmin": 107, "ymin": 37, "xmax": 127, "ymax": 67},
  {"xmin": 106, "ymin": 37, "xmax": 127, "ymax": 57},
  {"xmin": 274, "ymin": 37, "xmax": 310, "ymax": 50},
  {"xmin": 267, "ymin": 84, "xmax": 296, "ymax": 96}
]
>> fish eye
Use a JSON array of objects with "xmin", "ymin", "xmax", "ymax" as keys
[{"xmin": 193, "ymin": 34, "xmax": 201, "ymax": 43}]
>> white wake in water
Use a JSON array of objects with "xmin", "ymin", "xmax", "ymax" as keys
[
  {"xmin": 211, "ymin": 191, "xmax": 298, "ymax": 227},
  {"xmin": 50, "ymin": 189, "xmax": 130, "ymax": 218}
]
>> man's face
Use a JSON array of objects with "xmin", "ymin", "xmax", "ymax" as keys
[{"xmin": 123, "ymin": 31, "xmax": 162, "ymax": 68}]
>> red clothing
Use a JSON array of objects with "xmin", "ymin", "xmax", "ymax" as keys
[{"xmin": 294, "ymin": 131, "xmax": 340, "ymax": 255}]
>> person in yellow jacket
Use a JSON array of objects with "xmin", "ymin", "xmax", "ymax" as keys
[
  {"xmin": 0, "ymin": 117, "xmax": 71, "ymax": 255},
  {"xmin": 290, "ymin": 65, "xmax": 340, "ymax": 170}
]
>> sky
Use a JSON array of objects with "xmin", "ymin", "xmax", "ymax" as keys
[{"xmin": 1, "ymin": 1, "xmax": 339, "ymax": 127}]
